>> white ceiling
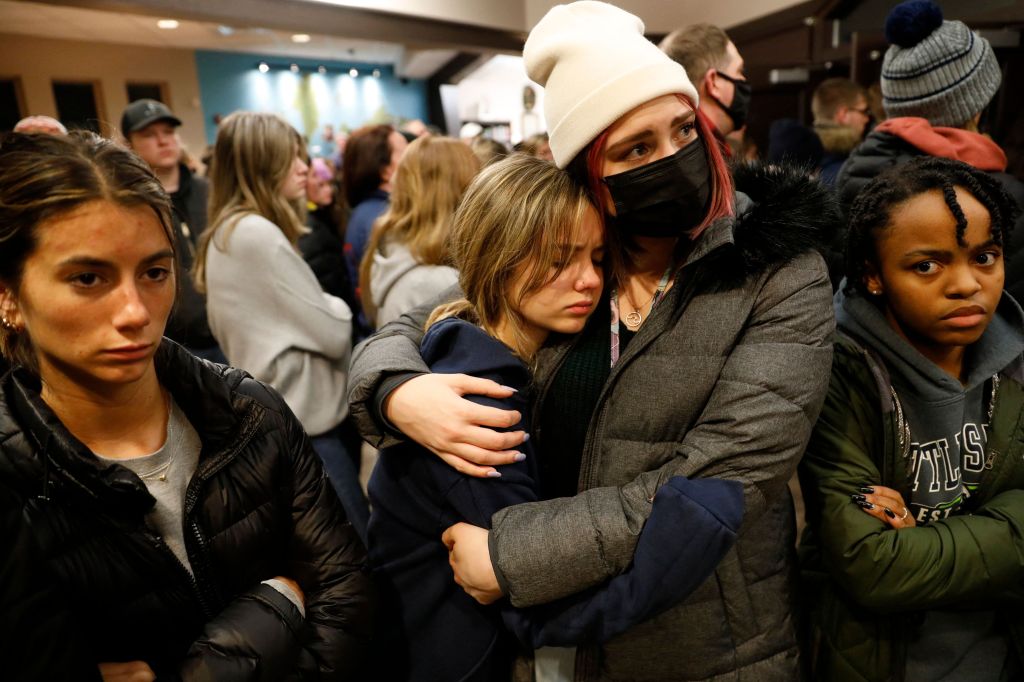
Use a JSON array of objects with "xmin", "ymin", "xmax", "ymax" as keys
[
  {"xmin": 0, "ymin": 1, "xmax": 430, "ymax": 71},
  {"xmin": 0, "ymin": 0, "xmax": 815, "ymax": 81}
]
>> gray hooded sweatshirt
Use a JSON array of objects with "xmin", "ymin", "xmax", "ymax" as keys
[
  {"xmin": 369, "ymin": 241, "xmax": 458, "ymax": 327},
  {"xmin": 836, "ymin": 288, "xmax": 1024, "ymax": 681}
]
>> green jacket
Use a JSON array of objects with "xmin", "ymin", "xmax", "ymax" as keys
[{"xmin": 798, "ymin": 334, "xmax": 1024, "ymax": 681}]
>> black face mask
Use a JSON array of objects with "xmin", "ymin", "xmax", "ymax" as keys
[
  {"xmin": 712, "ymin": 71, "xmax": 752, "ymax": 130},
  {"xmin": 602, "ymin": 141, "xmax": 711, "ymax": 238}
]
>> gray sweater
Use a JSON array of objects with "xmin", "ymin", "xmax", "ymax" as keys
[
  {"xmin": 205, "ymin": 213, "xmax": 352, "ymax": 436},
  {"xmin": 369, "ymin": 240, "xmax": 458, "ymax": 327}
]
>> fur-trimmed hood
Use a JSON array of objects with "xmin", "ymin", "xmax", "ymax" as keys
[{"xmin": 690, "ymin": 161, "xmax": 840, "ymax": 292}]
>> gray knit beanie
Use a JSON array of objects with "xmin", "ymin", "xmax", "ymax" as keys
[{"xmin": 881, "ymin": 0, "xmax": 1001, "ymax": 127}]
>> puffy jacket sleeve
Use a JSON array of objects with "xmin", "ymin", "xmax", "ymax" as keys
[
  {"xmin": 0, "ymin": 485, "xmax": 101, "ymax": 681},
  {"xmin": 180, "ymin": 583, "xmax": 306, "ymax": 681},
  {"xmin": 278, "ymin": 391, "xmax": 375, "ymax": 678},
  {"xmin": 346, "ymin": 285, "xmax": 461, "ymax": 448},
  {"xmin": 799, "ymin": 341, "xmax": 1024, "ymax": 613},
  {"xmin": 179, "ymin": 389, "xmax": 374, "ymax": 680},
  {"xmin": 489, "ymin": 252, "xmax": 834, "ymax": 606}
]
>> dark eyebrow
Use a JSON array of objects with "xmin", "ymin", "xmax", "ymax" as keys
[
  {"xmin": 902, "ymin": 249, "xmax": 951, "ymax": 259},
  {"xmin": 606, "ymin": 113, "xmax": 695, "ymax": 156},
  {"xmin": 58, "ymin": 249, "xmax": 174, "ymax": 269}
]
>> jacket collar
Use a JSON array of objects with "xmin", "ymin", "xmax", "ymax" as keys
[{"xmin": 1, "ymin": 340, "xmax": 257, "ymax": 511}]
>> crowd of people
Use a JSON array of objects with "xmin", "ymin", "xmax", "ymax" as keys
[{"xmin": 1, "ymin": 0, "xmax": 1022, "ymax": 680}]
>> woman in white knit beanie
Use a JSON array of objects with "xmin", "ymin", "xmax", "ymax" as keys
[{"xmin": 349, "ymin": 2, "xmax": 839, "ymax": 679}]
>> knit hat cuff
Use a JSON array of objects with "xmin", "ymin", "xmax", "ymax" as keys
[{"xmin": 549, "ymin": 60, "xmax": 695, "ymax": 168}]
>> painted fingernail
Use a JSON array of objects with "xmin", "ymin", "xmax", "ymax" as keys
[
  {"xmin": 522, "ymin": 433, "xmax": 530, "ymax": 442},
  {"xmin": 487, "ymin": 470, "xmax": 502, "ymax": 478},
  {"xmin": 513, "ymin": 452, "xmax": 527, "ymax": 462},
  {"xmin": 859, "ymin": 486, "xmax": 875, "ymax": 493},
  {"xmin": 857, "ymin": 500, "xmax": 875, "ymax": 510},
  {"xmin": 850, "ymin": 493, "xmax": 866, "ymax": 502},
  {"xmin": 884, "ymin": 508, "xmax": 896, "ymax": 519},
  {"xmin": 500, "ymin": 385, "xmax": 519, "ymax": 393}
]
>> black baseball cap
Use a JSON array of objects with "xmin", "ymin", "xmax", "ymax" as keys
[{"xmin": 121, "ymin": 99, "xmax": 181, "ymax": 136}]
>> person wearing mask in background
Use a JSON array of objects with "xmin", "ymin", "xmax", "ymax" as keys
[
  {"xmin": 300, "ymin": 157, "xmax": 352, "ymax": 304},
  {"xmin": 837, "ymin": 0, "xmax": 1024, "ymax": 300},
  {"xmin": 0, "ymin": 131, "xmax": 372, "ymax": 680},
  {"xmin": 341, "ymin": 124, "xmax": 408, "ymax": 322},
  {"xmin": 659, "ymin": 23, "xmax": 750, "ymax": 149},
  {"xmin": 196, "ymin": 112, "xmax": 369, "ymax": 543},
  {"xmin": 812, "ymin": 78, "xmax": 871, "ymax": 188},
  {"xmin": 121, "ymin": 99, "xmax": 222, "ymax": 362}
]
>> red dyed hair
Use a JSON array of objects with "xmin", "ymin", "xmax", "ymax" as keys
[{"xmin": 583, "ymin": 94, "xmax": 734, "ymax": 241}]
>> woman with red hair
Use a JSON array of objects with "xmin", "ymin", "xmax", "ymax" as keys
[{"xmin": 349, "ymin": 2, "xmax": 839, "ymax": 678}]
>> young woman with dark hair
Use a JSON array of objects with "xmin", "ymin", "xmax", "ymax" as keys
[
  {"xmin": 341, "ymin": 123, "xmax": 408, "ymax": 308},
  {"xmin": 0, "ymin": 131, "xmax": 372, "ymax": 680},
  {"xmin": 348, "ymin": 2, "xmax": 839, "ymax": 679},
  {"xmin": 800, "ymin": 156, "xmax": 1024, "ymax": 681}
]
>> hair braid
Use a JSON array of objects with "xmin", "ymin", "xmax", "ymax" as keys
[{"xmin": 844, "ymin": 156, "xmax": 1019, "ymax": 297}]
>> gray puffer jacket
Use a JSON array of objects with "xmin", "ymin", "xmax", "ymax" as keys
[{"xmin": 348, "ymin": 163, "xmax": 838, "ymax": 681}]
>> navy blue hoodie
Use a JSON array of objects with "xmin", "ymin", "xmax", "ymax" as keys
[{"xmin": 367, "ymin": 317, "xmax": 744, "ymax": 681}]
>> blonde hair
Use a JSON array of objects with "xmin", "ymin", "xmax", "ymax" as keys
[
  {"xmin": 426, "ymin": 153, "xmax": 594, "ymax": 360},
  {"xmin": 359, "ymin": 135, "xmax": 480, "ymax": 324},
  {"xmin": 194, "ymin": 112, "xmax": 306, "ymax": 291}
]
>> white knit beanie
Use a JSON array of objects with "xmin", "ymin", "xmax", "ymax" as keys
[{"xmin": 524, "ymin": 1, "xmax": 699, "ymax": 168}]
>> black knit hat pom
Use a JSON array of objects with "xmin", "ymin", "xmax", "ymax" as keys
[{"xmin": 885, "ymin": 0, "xmax": 944, "ymax": 47}]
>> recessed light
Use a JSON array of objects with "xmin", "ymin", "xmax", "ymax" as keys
[
  {"xmin": 258, "ymin": 62, "xmax": 270, "ymax": 73},
  {"xmin": 290, "ymin": 64, "xmax": 300, "ymax": 73},
  {"xmin": 291, "ymin": 34, "xmax": 311, "ymax": 43},
  {"xmin": 349, "ymin": 68, "xmax": 358, "ymax": 77},
  {"xmin": 157, "ymin": 19, "xmax": 179, "ymax": 29},
  {"xmin": 318, "ymin": 66, "xmax": 327, "ymax": 74},
  {"xmin": 372, "ymin": 68, "xmax": 381, "ymax": 78}
]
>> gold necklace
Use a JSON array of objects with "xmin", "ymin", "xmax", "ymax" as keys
[{"xmin": 622, "ymin": 286, "xmax": 657, "ymax": 329}]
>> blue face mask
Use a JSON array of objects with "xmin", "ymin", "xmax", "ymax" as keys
[{"xmin": 602, "ymin": 142, "xmax": 711, "ymax": 238}]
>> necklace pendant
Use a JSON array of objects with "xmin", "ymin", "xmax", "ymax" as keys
[{"xmin": 624, "ymin": 310, "xmax": 643, "ymax": 329}]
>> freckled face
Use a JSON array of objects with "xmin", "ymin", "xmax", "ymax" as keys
[
  {"xmin": 865, "ymin": 187, "xmax": 1003, "ymax": 361},
  {"xmin": 6, "ymin": 200, "xmax": 176, "ymax": 389}
]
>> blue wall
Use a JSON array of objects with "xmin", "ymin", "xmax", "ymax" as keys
[{"xmin": 194, "ymin": 50, "xmax": 429, "ymax": 146}]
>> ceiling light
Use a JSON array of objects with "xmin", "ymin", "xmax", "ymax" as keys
[
  {"xmin": 318, "ymin": 66, "xmax": 327, "ymax": 74},
  {"xmin": 290, "ymin": 64, "xmax": 300, "ymax": 73},
  {"xmin": 349, "ymin": 68, "xmax": 358, "ymax": 77},
  {"xmin": 157, "ymin": 19, "xmax": 179, "ymax": 29},
  {"xmin": 292, "ymin": 34, "xmax": 311, "ymax": 43},
  {"xmin": 258, "ymin": 62, "xmax": 270, "ymax": 73},
  {"xmin": 217, "ymin": 25, "xmax": 235, "ymax": 36},
  {"xmin": 372, "ymin": 68, "xmax": 381, "ymax": 78}
]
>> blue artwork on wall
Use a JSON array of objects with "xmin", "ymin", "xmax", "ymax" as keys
[{"xmin": 194, "ymin": 50, "xmax": 429, "ymax": 146}]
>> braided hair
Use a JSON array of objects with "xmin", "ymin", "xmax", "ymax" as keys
[{"xmin": 844, "ymin": 156, "xmax": 1020, "ymax": 296}]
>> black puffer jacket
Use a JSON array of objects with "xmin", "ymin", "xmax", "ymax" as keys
[{"xmin": 0, "ymin": 341, "xmax": 373, "ymax": 680}]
